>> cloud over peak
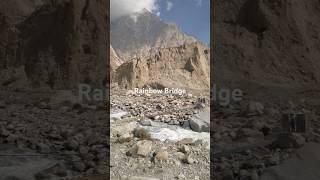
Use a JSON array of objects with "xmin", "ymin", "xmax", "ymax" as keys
[{"xmin": 111, "ymin": 0, "xmax": 159, "ymax": 21}]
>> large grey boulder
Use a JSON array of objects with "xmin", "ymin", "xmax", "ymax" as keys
[{"xmin": 188, "ymin": 116, "xmax": 210, "ymax": 133}]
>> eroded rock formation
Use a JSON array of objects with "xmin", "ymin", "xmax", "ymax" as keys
[
  {"xmin": 115, "ymin": 42, "xmax": 210, "ymax": 90},
  {"xmin": 214, "ymin": 0, "xmax": 320, "ymax": 90},
  {"xmin": 0, "ymin": 0, "xmax": 108, "ymax": 90}
]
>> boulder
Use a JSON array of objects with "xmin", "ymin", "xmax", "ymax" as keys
[
  {"xmin": 188, "ymin": 117, "xmax": 209, "ymax": 132},
  {"xmin": 272, "ymin": 133, "xmax": 306, "ymax": 149},
  {"xmin": 136, "ymin": 140, "xmax": 153, "ymax": 157},
  {"xmin": 127, "ymin": 140, "xmax": 153, "ymax": 157},
  {"xmin": 155, "ymin": 150, "xmax": 169, "ymax": 161}
]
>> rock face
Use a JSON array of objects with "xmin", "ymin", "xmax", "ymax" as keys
[
  {"xmin": 110, "ymin": 45, "xmax": 124, "ymax": 71},
  {"xmin": 110, "ymin": 8, "xmax": 209, "ymax": 90},
  {"xmin": 111, "ymin": 9, "xmax": 197, "ymax": 61},
  {"xmin": 0, "ymin": 0, "xmax": 107, "ymax": 89},
  {"xmin": 110, "ymin": 45, "xmax": 123, "ymax": 80},
  {"xmin": 115, "ymin": 42, "xmax": 210, "ymax": 90},
  {"xmin": 214, "ymin": 0, "xmax": 320, "ymax": 90}
]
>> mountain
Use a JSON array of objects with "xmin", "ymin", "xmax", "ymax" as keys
[
  {"xmin": 110, "ymin": 9, "xmax": 210, "ymax": 90},
  {"xmin": 111, "ymin": 9, "xmax": 197, "ymax": 61}
]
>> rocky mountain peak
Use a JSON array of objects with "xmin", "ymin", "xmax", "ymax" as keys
[
  {"xmin": 132, "ymin": 8, "xmax": 154, "ymax": 16},
  {"xmin": 111, "ymin": 8, "xmax": 197, "ymax": 61}
]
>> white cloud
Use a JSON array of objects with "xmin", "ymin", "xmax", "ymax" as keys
[
  {"xmin": 111, "ymin": 0, "xmax": 160, "ymax": 20},
  {"xmin": 156, "ymin": 12, "xmax": 161, "ymax": 16},
  {"xmin": 166, "ymin": 1, "xmax": 173, "ymax": 11},
  {"xmin": 194, "ymin": 0, "xmax": 202, "ymax": 6}
]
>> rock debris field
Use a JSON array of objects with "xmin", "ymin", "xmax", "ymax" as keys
[
  {"xmin": 0, "ymin": 89, "xmax": 108, "ymax": 180},
  {"xmin": 212, "ymin": 97, "xmax": 320, "ymax": 180},
  {"xmin": 110, "ymin": 89, "xmax": 210, "ymax": 180}
]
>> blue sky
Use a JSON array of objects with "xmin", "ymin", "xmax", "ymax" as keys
[{"xmin": 158, "ymin": 0, "xmax": 210, "ymax": 44}]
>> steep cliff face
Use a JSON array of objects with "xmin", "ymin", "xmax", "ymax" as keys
[
  {"xmin": 115, "ymin": 42, "xmax": 210, "ymax": 90},
  {"xmin": 111, "ymin": 9, "xmax": 197, "ymax": 61},
  {"xmin": 110, "ymin": 45, "xmax": 123, "ymax": 81},
  {"xmin": 110, "ymin": 45, "xmax": 123, "ymax": 71},
  {"xmin": 0, "ymin": 1, "xmax": 36, "ymax": 90},
  {"xmin": 214, "ymin": 0, "xmax": 320, "ymax": 89},
  {"xmin": 0, "ymin": 0, "xmax": 108, "ymax": 89}
]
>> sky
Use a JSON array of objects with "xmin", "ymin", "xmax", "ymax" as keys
[{"xmin": 110, "ymin": 0, "xmax": 210, "ymax": 45}]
